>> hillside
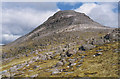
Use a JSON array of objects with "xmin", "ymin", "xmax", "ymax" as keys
[{"xmin": 1, "ymin": 10, "xmax": 119, "ymax": 77}]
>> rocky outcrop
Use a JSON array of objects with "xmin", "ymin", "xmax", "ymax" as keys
[{"xmin": 79, "ymin": 44, "xmax": 95, "ymax": 51}]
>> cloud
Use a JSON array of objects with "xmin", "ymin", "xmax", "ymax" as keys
[
  {"xmin": 2, "ymin": 34, "xmax": 21, "ymax": 44},
  {"xmin": 2, "ymin": 2, "xmax": 59, "ymax": 44},
  {"xmin": 2, "ymin": 2, "xmax": 58, "ymax": 11},
  {"xmin": 75, "ymin": 2, "xmax": 118, "ymax": 28}
]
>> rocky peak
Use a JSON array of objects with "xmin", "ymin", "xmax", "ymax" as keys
[{"xmin": 38, "ymin": 10, "xmax": 102, "ymax": 30}]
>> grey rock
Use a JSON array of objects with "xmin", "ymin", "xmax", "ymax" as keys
[
  {"xmin": 92, "ymin": 39, "xmax": 105, "ymax": 45},
  {"xmin": 93, "ymin": 52, "xmax": 102, "ymax": 57},
  {"xmin": 51, "ymin": 68, "xmax": 60, "ymax": 75},
  {"xmin": 38, "ymin": 54, "xmax": 47, "ymax": 60},
  {"xmin": 81, "ymin": 56, "xmax": 85, "ymax": 59},
  {"xmin": 0, "ymin": 70, "xmax": 7, "ymax": 75},
  {"xmin": 61, "ymin": 59, "xmax": 67, "ymax": 65},
  {"xmin": 79, "ymin": 44, "xmax": 95, "ymax": 51},
  {"xmin": 55, "ymin": 61, "xmax": 63, "ymax": 67},
  {"xmin": 9, "ymin": 66, "xmax": 17, "ymax": 72},
  {"xmin": 70, "ymin": 63, "xmax": 77, "ymax": 66},
  {"xmin": 31, "ymin": 74, "xmax": 38, "ymax": 77},
  {"xmin": 76, "ymin": 64, "xmax": 82, "ymax": 67},
  {"xmin": 60, "ymin": 52, "xmax": 67, "ymax": 58},
  {"xmin": 33, "ymin": 65, "xmax": 38, "ymax": 69},
  {"xmin": 79, "ymin": 59, "xmax": 84, "ymax": 62},
  {"xmin": 66, "ymin": 49, "xmax": 76, "ymax": 57},
  {"xmin": 68, "ymin": 58, "xmax": 76, "ymax": 64},
  {"xmin": 46, "ymin": 55, "xmax": 52, "ymax": 60}
]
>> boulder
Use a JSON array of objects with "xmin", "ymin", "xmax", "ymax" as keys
[
  {"xmin": 79, "ymin": 44, "xmax": 95, "ymax": 51},
  {"xmin": 55, "ymin": 61, "xmax": 63, "ymax": 67},
  {"xmin": 38, "ymin": 54, "xmax": 47, "ymax": 60},
  {"xmin": 9, "ymin": 66, "xmax": 17, "ymax": 72},
  {"xmin": 104, "ymin": 29, "xmax": 120, "ymax": 41},
  {"xmin": 32, "ymin": 56, "xmax": 41, "ymax": 61},
  {"xmin": 51, "ymin": 68, "xmax": 60, "ymax": 75},
  {"xmin": 61, "ymin": 59, "xmax": 67, "ymax": 65},
  {"xmin": 70, "ymin": 63, "xmax": 77, "ymax": 66},
  {"xmin": 46, "ymin": 55, "xmax": 53, "ymax": 60},
  {"xmin": 66, "ymin": 49, "xmax": 76, "ymax": 57},
  {"xmin": 33, "ymin": 65, "xmax": 38, "ymax": 69},
  {"xmin": 68, "ymin": 59, "xmax": 76, "ymax": 64},
  {"xmin": 92, "ymin": 39, "xmax": 105, "ymax": 45},
  {"xmin": 93, "ymin": 52, "xmax": 102, "ymax": 57},
  {"xmin": 60, "ymin": 52, "xmax": 67, "ymax": 59}
]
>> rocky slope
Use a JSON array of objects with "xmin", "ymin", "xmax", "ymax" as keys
[
  {"xmin": 2, "ymin": 10, "xmax": 112, "ymax": 58},
  {"xmin": 1, "ymin": 10, "xmax": 119, "ymax": 77}
]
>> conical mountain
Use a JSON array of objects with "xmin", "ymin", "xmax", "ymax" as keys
[{"xmin": 3, "ymin": 10, "xmax": 112, "ymax": 58}]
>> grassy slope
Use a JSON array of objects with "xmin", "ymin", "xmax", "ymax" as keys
[{"xmin": 1, "ymin": 41, "xmax": 119, "ymax": 77}]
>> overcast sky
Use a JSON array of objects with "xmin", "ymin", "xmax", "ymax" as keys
[{"xmin": 1, "ymin": 2, "xmax": 118, "ymax": 45}]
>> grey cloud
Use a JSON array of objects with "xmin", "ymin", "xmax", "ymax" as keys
[
  {"xmin": 2, "ymin": 2, "xmax": 59, "ymax": 45},
  {"xmin": 2, "ymin": 2, "xmax": 58, "ymax": 11},
  {"xmin": 75, "ymin": 3, "xmax": 118, "ymax": 28}
]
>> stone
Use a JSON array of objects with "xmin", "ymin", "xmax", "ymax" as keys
[
  {"xmin": 66, "ymin": 49, "xmax": 76, "ymax": 57},
  {"xmin": 92, "ymin": 39, "xmax": 105, "ymax": 45},
  {"xmin": 46, "ymin": 55, "xmax": 52, "ymax": 60},
  {"xmin": 83, "ymin": 44, "xmax": 95, "ymax": 50},
  {"xmin": 76, "ymin": 64, "xmax": 82, "ymax": 67},
  {"xmin": 67, "ymin": 66, "xmax": 70, "ymax": 68},
  {"xmin": 79, "ymin": 46, "xmax": 86, "ymax": 51},
  {"xmin": 60, "ymin": 52, "xmax": 67, "ymax": 59},
  {"xmin": 70, "ymin": 63, "xmax": 76, "ymax": 66},
  {"xmin": 32, "ymin": 56, "xmax": 40, "ymax": 61},
  {"xmin": 96, "ymin": 49, "xmax": 103, "ymax": 52},
  {"xmin": 104, "ymin": 33, "xmax": 110, "ymax": 40},
  {"xmin": 31, "ymin": 74, "xmax": 38, "ymax": 77},
  {"xmin": 38, "ymin": 54, "xmax": 47, "ymax": 60},
  {"xmin": 29, "ymin": 60, "xmax": 33, "ymax": 64},
  {"xmin": 26, "ymin": 64, "xmax": 30, "ymax": 67},
  {"xmin": 93, "ymin": 52, "xmax": 102, "ymax": 57},
  {"xmin": 47, "ymin": 52, "xmax": 54, "ymax": 55},
  {"xmin": 0, "ymin": 70, "xmax": 7, "ymax": 74},
  {"xmin": 9, "ymin": 66, "xmax": 17, "ymax": 72},
  {"xmin": 61, "ymin": 59, "xmax": 67, "ymax": 65},
  {"xmin": 68, "ymin": 59, "xmax": 76, "ymax": 64},
  {"xmin": 33, "ymin": 65, "xmax": 37, "ymax": 69},
  {"xmin": 55, "ymin": 61, "xmax": 63, "ymax": 67},
  {"xmin": 51, "ymin": 68, "xmax": 60, "ymax": 75},
  {"xmin": 79, "ymin": 59, "xmax": 84, "ymax": 62},
  {"xmin": 81, "ymin": 56, "xmax": 85, "ymax": 59},
  {"xmin": 29, "ymin": 70, "xmax": 33, "ymax": 72},
  {"xmin": 113, "ymin": 49, "xmax": 119, "ymax": 53}
]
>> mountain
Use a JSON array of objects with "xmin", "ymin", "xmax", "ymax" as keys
[
  {"xmin": 4, "ymin": 10, "xmax": 111, "ymax": 47},
  {"xmin": 1, "ymin": 10, "xmax": 119, "ymax": 77}
]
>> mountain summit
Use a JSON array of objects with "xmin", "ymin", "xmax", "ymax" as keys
[{"xmin": 32, "ymin": 10, "xmax": 106, "ymax": 32}]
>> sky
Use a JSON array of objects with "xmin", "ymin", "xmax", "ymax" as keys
[{"xmin": 1, "ymin": 2, "xmax": 119, "ymax": 45}]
